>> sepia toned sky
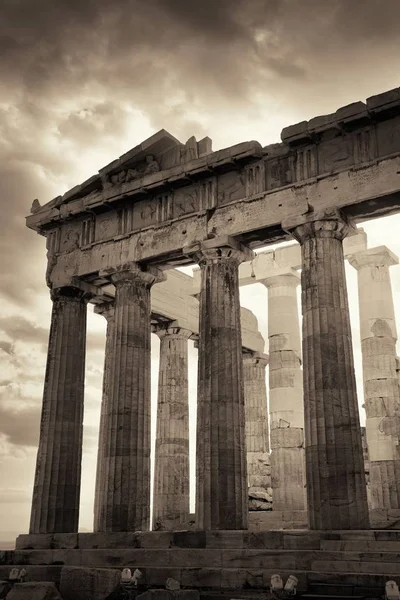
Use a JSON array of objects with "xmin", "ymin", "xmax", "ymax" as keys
[{"xmin": 1, "ymin": 0, "xmax": 400, "ymax": 540}]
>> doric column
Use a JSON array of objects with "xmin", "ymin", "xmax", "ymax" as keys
[
  {"xmin": 262, "ymin": 271, "xmax": 306, "ymax": 512},
  {"xmin": 185, "ymin": 235, "xmax": 253, "ymax": 530},
  {"xmin": 348, "ymin": 246, "xmax": 400, "ymax": 509},
  {"xmin": 93, "ymin": 300, "xmax": 115, "ymax": 532},
  {"xmin": 30, "ymin": 286, "xmax": 91, "ymax": 533},
  {"xmin": 98, "ymin": 262, "xmax": 163, "ymax": 532},
  {"xmin": 243, "ymin": 353, "xmax": 271, "ymax": 504},
  {"xmin": 283, "ymin": 209, "xmax": 370, "ymax": 530},
  {"xmin": 152, "ymin": 323, "xmax": 192, "ymax": 530}
]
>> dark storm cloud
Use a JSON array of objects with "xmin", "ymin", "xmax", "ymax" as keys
[
  {"xmin": 0, "ymin": 400, "xmax": 40, "ymax": 447},
  {"xmin": 0, "ymin": 317, "xmax": 48, "ymax": 346}
]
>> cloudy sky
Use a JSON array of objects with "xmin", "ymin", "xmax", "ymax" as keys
[{"xmin": 1, "ymin": 0, "xmax": 400, "ymax": 541}]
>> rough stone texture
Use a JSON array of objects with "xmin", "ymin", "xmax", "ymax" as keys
[
  {"xmin": 283, "ymin": 209, "xmax": 370, "ymax": 530},
  {"xmin": 152, "ymin": 324, "xmax": 191, "ymax": 531},
  {"xmin": 97, "ymin": 262, "xmax": 163, "ymax": 532},
  {"xmin": 59, "ymin": 566, "xmax": 120, "ymax": 600},
  {"xmin": 30, "ymin": 286, "xmax": 90, "ymax": 534},
  {"xmin": 243, "ymin": 352, "xmax": 271, "ymax": 509},
  {"xmin": 348, "ymin": 246, "xmax": 400, "ymax": 510},
  {"xmin": 248, "ymin": 510, "xmax": 308, "ymax": 530},
  {"xmin": 6, "ymin": 582, "xmax": 63, "ymax": 600},
  {"xmin": 93, "ymin": 301, "xmax": 115, "ymax": 532},
  {"xmin": 263, "ymin": 271, "xmax": 306, "ymax": 512},
  {"xmin": 138, "ymin": 592, "xmax": 199, "ymax": 600},
  {"xmin": 187, "ymin": 236, "xmax": 252, "ymax": 529}
]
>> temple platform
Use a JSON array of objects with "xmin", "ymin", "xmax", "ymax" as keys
[{"xmin": 2, "ymin": 529, "xmax": 400, "ymax": 599}]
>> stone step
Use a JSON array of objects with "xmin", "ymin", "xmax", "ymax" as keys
[
  {"xmin": 321, "ymin": 539, "xmax": 400, "ymax": 552},
  {"xmin": 8, "ymin": 547, "xmax": 400, "ymax": 569},
  {"xmin": 14, "ymin": 530, "xmax": 400, "ymax": 552},
  {"xmin": 307, "ymin": 581, "xmax": 382, "ymax": 598},
  {"xmin": 311, "ymin": 560, "xmax": 400, "ymax": 575},
  {"xmin": 9, "ymin": 548, "xmax": 316, "ymax": 570},
  {"xmin": 316, "ymin": 550, "xmax": 400, "ymax": 563},
  {"xmin": 324, "ymin": 530, "xmax": 400, "ymax": 541},
  {"xmin": 301, "ymin": 593, "xmax": 366, "ymax": 600}
]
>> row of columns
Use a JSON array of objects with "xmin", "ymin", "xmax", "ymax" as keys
[{"xmin": 30, "ymin": 208, "xmax": 399, "ymax": 535}]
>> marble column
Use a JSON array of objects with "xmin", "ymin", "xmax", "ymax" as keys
[
  {"xmin": 283, "ymin": 209, "xmax": 370, "ymax": 530},
  {"xmin": 30, "ymin": 286, "xmax": 90, "ymax": 533},
  {"xmin": 98, "ymin": 262, "xmax": 163, "ymax": 532},
  {"xmin": 152, "ymin": 323, "xmax": 192, "ymax": 530},
  {"xmin": 262, "ymin": 271, "xmax": 306, "ymax": 511},
  {"xmin": 93, "ymin": 300, "xmax": 115, "ymax": 532},
  {"xmin": 185, "ymin": 235, "xmax": 252, "ymax": 530},
  {"xmin": 243, "ymin": 353, "xmax": 271, "ymax": 505},
  {"xmin": 348, "ymin": 246, "xmax": 400, "ymax": 509}
]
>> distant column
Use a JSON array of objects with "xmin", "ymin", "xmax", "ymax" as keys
[
  {"xmin": 99, "ymin": 262, "xmax": 163, "ymax": 532},
  {"xmin": 262, "ymin": 271, "xmax": 306, "ymax": 512},
  {"xmin": 93, "ymin": 300, "xmax": 115, "ymax": 532},
  {"xmin": 30, "ymin": 286, "xmax": 90, "ymax": 533},
  {"xmin": 186, "ymin": 235, "xmax": 252, "ymax": 530},
  {"xmin": 152, "ymin": 323, "xmax": 192, "ymax": 530},
  {"xmin": 243, "ymin": 353, "xmax": 271, "ymax": 505},
  {"xmin": 283, "ymin": 209, "xmax": 370, "ymax": 530},
  {"xmin": 348, "ymin": 246, "xmax": 400, "ymax": 509}
]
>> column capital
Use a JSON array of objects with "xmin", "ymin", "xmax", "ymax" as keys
[
  {"xmin": 260, "ymin": 268, "xmax": 300, "ymax": 288},
  {"xmin": 152, "ymin": 321, "xmax": 193, "ymax": 340},
  {"xmin": 243, "ymin": 351, "xmax": 269, "ymax": 368},
  {"xmin": 50, "ymin": 285, "xmax": 93, "ymax": 303},
  {"xmin": 184, "ymin": 235, "xmax": 254, "ymax": 266},
  {"xmin": 93, "ymin": 300, "xmax": 115, "ymax": 322},
  {"xmin": 282, "ymin": 208, "xmax": 355, "ymax": 244},
  {"xmin": 99, "ymin": 262, "xmax": 165, "ymax": 287},
  {"xmin": 348, "ymin": 245, "xmax": 399, "ymax": 270}
]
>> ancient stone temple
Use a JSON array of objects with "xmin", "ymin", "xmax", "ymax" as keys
[{"xmin": 3, "ymin": 86, "xmax": 400, "ymax": 599}]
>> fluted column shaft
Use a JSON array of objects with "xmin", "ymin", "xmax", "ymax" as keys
[
  {"xmin": 98, "ymin": 263, "xmax": 162, "ymax": 532},
  {"xmin": 283, "ymin": 210, "xmax": 370, "ymax": 530},
  {"xmin": 30, "ymin": 286, "xmax": 90, "ymax": 533},
  {"xmin": 152, "ymin": 324, "xmax": 191, "ymax": 530},
  {"xmin": 93, "ymin": 301, "xmax": 115, "ymax": 532},
  {"xmin": 188, "ymin": 236, "xmax": 251, "ymax": 530},
  {"xmin": 348, "ymin": 246, "xmax": 400, "ymax": 509},
  {"xmin": 243, "ymin": 354, "xmax": 270, "ymax": 492},
  {"xmin": 263, "ymin": 272, "xmax": 306, "ymax": 511}
]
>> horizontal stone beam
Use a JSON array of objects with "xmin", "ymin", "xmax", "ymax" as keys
[
  {"xmin": 191, "ymin": 228, "xmax": 368, "ymax": 291},
  {"xmin": 86, "ymin": 269, "xmax": 265, "ymax": 353},
  {"xmin": 47, "ymin": 154, "xmax": 400, "ymax": 283}
]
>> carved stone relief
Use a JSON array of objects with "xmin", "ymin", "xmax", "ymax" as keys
[
  {"xmin": 217, "ymin": 171, "xmax": 246, "ymax": 206},
  {"xmin": 172, "ymin": 186, "xmax": 200, "ymax": 218},
  {"xmin": 318, "ymin": 132, "xmax": 353, "ymax": 174},
  {"xmin": 102, "ymin": 155, "xmax": 160, "ymax": 189}
]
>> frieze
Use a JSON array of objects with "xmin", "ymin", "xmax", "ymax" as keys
[
  {"xmin": 172, "ymin": 185, "xmax": 200, "ymax": 218},
  {"xmin": 101, "ymin": 154, "xmax": 160, "ymax": 188},
  {"xmin": 217, "ymin": 171, "xmax": 246, "ymax": 206}
]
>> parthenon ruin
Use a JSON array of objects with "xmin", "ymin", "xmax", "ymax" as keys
[{"xmin": 4, "ymin": 85, "xmax": 400, "ymax": 598}]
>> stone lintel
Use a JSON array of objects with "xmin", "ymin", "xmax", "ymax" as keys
[
  {"xmin": 93, "ymin": 300, "xmax": 115, "ymax": 321},
  {"xmin": 347, "ymin": 245, "xmax": 399, "ymax": 270},
  {"xmin": 66, "ymin": 277, "xmax": 114, "ymax": 304},
  {"xmin": 152, "ymin": 321, "xmax": 193, "ymax": 339}
]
